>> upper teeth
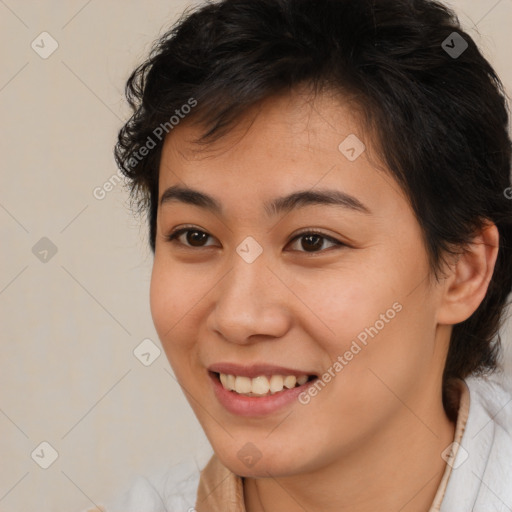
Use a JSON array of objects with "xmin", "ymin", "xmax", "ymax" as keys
[{"xmin": 219, "ymin": 373, "xmax": 309, "ymax": 396}]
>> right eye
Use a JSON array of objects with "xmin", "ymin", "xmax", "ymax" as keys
[{"xmin": 166, "ymin": 226, "xmax": 218, "ymax": 248}]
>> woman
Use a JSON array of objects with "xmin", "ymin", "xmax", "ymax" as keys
[{"xmin": 101, "ymin": 0, "xmax": 512, "ymax": 510}]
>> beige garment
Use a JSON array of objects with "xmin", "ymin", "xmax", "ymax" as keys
[
  {"xmin": 195, "ymin": 379, "xmax": 470, "ymax": 512},
  {"xmin": 428, "ymin": 378, "xmax": 470, "ymax": 511}
]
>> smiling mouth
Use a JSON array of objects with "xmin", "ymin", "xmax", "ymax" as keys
[{"xmin": 212, "ymin": 371, "xmax": 318, "ymax": 397}]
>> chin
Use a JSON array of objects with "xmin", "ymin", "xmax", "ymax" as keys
[{"xmin": 212, "ymin": 439, "xmax": 313, "ymax": 478}]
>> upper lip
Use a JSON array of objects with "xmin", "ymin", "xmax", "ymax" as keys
[{"xmin": 208, "ymin": 362, "xmax": 317, "ymax": 378}]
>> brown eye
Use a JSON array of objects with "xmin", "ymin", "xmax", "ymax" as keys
[
  {"xmin": 167, "ymin": 228, "xmax": 216, "ymax": 247},
  {"xmin": 300, "ymin": 234, "xmax": 324, "ymax": 252},
  {"xmin": 185, "ymin": 230, "xmax": 209, "ymax": 247},
  {"xmin": 288, "ymin": 231, "xmax": 344, "ymax": 253}
]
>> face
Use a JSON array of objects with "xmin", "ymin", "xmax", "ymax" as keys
[{"xmin": 150, "ymin": 89, "xmax": 449, "ymax": 478}]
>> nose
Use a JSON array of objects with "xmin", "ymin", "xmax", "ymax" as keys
[{"xmin": 206, "ymin": 253, "xmax": 293, "ymax": 345}]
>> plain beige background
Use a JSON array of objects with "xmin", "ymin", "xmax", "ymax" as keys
[{"xmin": 0, "ymin": 1, "xmax": 511, "ymax": 511}]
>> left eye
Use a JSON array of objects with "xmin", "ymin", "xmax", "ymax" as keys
[
  {"xmin": 288, "ymin": 231, "xmax": 343, "ymax": 253},
  {"xmin": 166, "ymin": 228, "xmax": 344, "ymax": 253}
]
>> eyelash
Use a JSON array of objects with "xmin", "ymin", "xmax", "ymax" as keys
[{"xmin": 165, "ymin": 225, "xmax": 346, "ymax": 254}]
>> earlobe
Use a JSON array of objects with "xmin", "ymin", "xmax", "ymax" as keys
[{"xmin": 437, "ymin": 222, "xmax": 499, "ymax": 325}]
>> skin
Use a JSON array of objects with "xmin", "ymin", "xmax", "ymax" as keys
[{"xmin": 149, "ymin": 87, "xmax": 499, "ymax": 512}]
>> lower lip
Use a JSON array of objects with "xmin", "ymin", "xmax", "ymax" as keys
[{"xmin": 209, "ymin": 371, "xmax": 317, "ymax": 417}]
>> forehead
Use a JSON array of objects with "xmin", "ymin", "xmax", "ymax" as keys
[
  {"xmin": 157, "ymin": 89, "xmax": 403, "ymax": 213},
  {"xmin": 165, "ymin": 88, "xmax": 363, "ymax": 154}
]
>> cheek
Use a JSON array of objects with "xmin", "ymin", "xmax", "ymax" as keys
[
  {"xmin": 293, "ymin": 262, "xmax": 401, "ymax": 349},
  {"xmin": 305, "ymin": 252, "xmax": 434, "ymax": 379},
  {"xmin": 149, "ymin": 257, "xmax": 195, "ymax": 359},
  {"xmin": 149, "ymin": 258, "xmax": 172, "ymax": 338},
  {"xmin": 319, "ymin": 287, "xmax": 439, "ymax": 424}
]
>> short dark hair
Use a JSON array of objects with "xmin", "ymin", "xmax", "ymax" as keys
[{"xmin": 115, "ymin": 0, "xmax": 512, "ymax": 405}]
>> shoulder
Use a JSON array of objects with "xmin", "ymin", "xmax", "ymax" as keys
[
  {"xmin": 466, "ymin": 370, "xmax": 512, "ymax": 409},
  {"xmin": 464, "ymin": 370, "xmax": 512, "ymax": 450},
  {"xmin": 84, "ymin": 458, "xmax": 202, "ymax": 512},
  {"xmin": 441, "ymin": 371, "xmax": 512, "ymax": 511}
]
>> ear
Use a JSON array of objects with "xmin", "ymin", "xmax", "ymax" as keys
[{"xmin": 436, "ymin": 222, "xmax": 499, "ymax": 325}]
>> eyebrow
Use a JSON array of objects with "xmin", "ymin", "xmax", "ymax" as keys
[{"xmin": 159, "ymin": 184, "xmax": 371, "ymax": 216}]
